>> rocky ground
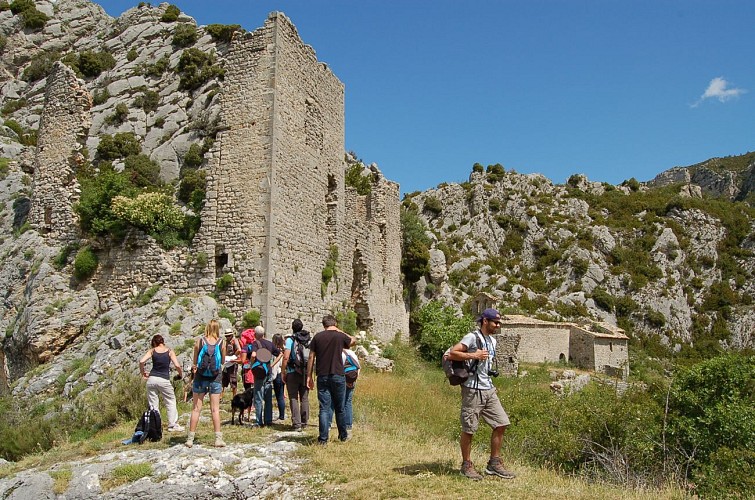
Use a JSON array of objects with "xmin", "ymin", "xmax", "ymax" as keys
[{"xmin": 0, "ymin": 423, "xmax": 313, "ymax": 499}]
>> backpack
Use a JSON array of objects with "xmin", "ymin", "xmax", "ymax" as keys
[
  {"xmin": 250, "ymin": 340, "xmax": 272, "ymax": 380},
  {"xmin": 133, "ymin": 407, "xmax": 162, "ymax": 443},
  {"xmin": 442, "ymin": 333, "xmax": 483, "ymax": 386},
  {"xmin": 344, "ymin": 351, "xmax": 359, "ymax": 385},
  {"xmin": 197, "ymin": 337, "xmax": 222, "ymax": 378},
  {"xmin": 290, "ymin": 331, "xmax": 311, "ymax": 374}
]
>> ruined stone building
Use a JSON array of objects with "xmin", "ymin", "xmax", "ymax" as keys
[{"xmin": 28, "ymin": 12, "xmax": 409, "ymax": 341}]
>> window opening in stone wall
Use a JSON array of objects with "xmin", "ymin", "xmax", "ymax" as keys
[
  {"xmin": 305, "ymin": 97, "xmax": 323, "ymax": 152},
  {"xmin": 326, "ymin": 174, "xmax": 337, "ymax": 243},
  {"xmin": 44, "ymin": 207, "xmax": 52, "ymax": 227},
  {"xmin": 215, "ymin": 248, "xmax": 228, "ymax": 278}
]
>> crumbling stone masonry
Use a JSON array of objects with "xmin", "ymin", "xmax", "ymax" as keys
[
  {"xmin": 194, "ymin": 13, "xmax": 408, "ymax": 339},
  {"xmin": 29, "ymin": 13, "xmax": 408, "ymax": 341},
  {"xmin": 28, "ymin": 62, "xmax": 90, "ymax": 242}
]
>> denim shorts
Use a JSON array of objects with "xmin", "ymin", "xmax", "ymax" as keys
[{"xmin": 192, "ymin": 377, "xmax": 222, "ymax": 395}]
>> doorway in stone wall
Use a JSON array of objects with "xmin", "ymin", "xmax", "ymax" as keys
[{"xmin": 215, "ymin": 246, "xmax": 228, "ymax": 278}]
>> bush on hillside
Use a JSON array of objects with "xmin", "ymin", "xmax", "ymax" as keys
[
  {"xmin": 205, "ymin": 23, "xmax": 241, "ymax": 43},
  {"xmin": 96, "ymin": 132, "xmax": 141, "ymax": 161},
  {"xmin": 241, "ymin": 309, "xmax": 260, "ymax": 329},
  {"xmin": 423, "ymin": 196, "xmax": 442, "ymax": 215},
  {"xmin": 77, "ymin": 50, "xmax": 116, "ymax": 78},
  {"xmin": 172, "ymin": 23, "xmax": 197, "ymax": 47},
  {"xmin": 73, "ymin": 246, "xmax": 97, "ymax": 281},
  {"xmin": 10, "ymin": 0, "xmax": 48, "ymax": 30},
  {"xmin": 123, "ymin": 154, "xmax": 161, "ymax": 188},
  {"xmin": 177, "ymin": 168, "xmax": 206, "ymax": 212},
  {"xmin": 412, "ymin": 300, "xmax": 473, "ymax": 361},
  {"xmin": 177, "ymin": 48, "xmax": 224, "ymax": 91},
  {"xmin": 134, "ymin": 90, "xmax": 159, "ymax": 113},
  {"xmin": 75, "ymin": 167, "xmax": 135, "ymax": 237},
  {"xmin": 22, "ymin": 49, "xmax": 60, "ymax": 81},
  {"xmin": 160, "ymin": 4, "xmax": 180, "ymax": 22}
]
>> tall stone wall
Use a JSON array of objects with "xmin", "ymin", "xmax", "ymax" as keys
[
  {"xmin": 193, "ymin": 12, "xmax": 408, "ymax": 340},
  {"xmin": 28, "ymin": 62, "xmax": 90, "ymax": 242}
]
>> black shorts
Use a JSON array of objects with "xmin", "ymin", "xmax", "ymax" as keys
[{"xmin": 222, "ymin": 364, "xmax": 238, "ymax": 388}]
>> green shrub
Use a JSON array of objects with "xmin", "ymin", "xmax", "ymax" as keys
[
  {"xmin": 21, "ymin": 49, "xmax": 60, "ymax": 81},
  {"xmin": 92, "ymin": 88, "xmax": 109, "ymax": 106},
  {"xmin": 52, "ymin": 244, "xmax": 77, "ymax": 270},
  {"xmin": 177, "ymin": 167, "xmax": 205, "ymax": 212},
  {"xmin": 134, "ymin": 90, "xmax": 159, "ymax": 113},
  {"xmin": 321, "ymin": 245, "xmax": 339, "ymax": 289},
  {"xmin": 144, "ymin": 54, "xmax": 170, "ymax": 77},
  {"xmin": 0, "ymin": 157, "xmax": 9, "ymax": 180},
  {"xmin": 215, "ymin": 273, "xmax": 233, "ymax": 291},
  {"xmin": 241, "ymin": 309, "xmax": 260, "ymax": 329},
  {"xmin": 134, "ymin": 284, "xmax": 160, "ymax": 306},
  {"xmin": 668, "ymin": 355, "xmax": 755, "ymax": 497},
  {"xmin": 412, "ymin": 300, "xmax": 473, "ymax": 361},
  {"xmin": 335, "ymin": 309, "xmax": 358, "ymax": 335},
  {"xmin": 76, "ymin": 50, "xmax": 116, "ymax": 78},
  {"xmin": 160, "ymin": 4, "xmax": 180, "ymax": 22},
  {"xmin": 9, "ymin": 0, "xmax": 32, "ymax": 14},
  {"xmin": 591, "ymin": 288, "xmax": 615, "ymax": 312},
  {"xmin": 182, "ymin": 143, "xmax": 203, "ymax": 169},
  {"xmin": 423, "ymin": 196, "xmax": 442, "ymax": 215},
  {"xmin": 4, "ymin": 119, "xmax": 36, "ymax": 146},
  {"xmin": 11, "ymin": 0, "xmax": 48, "ymax": 30},
  {"xmin": 345, "ymin": 163, "xmax": 372, "ymax": 195},
  {"xmin": 218, "ymin": 307, "xmax": 235, "ymax": 324},
  {"xmin": 1, "ymin": 98, "xmax": 26, "ymax": 115},
  {"xmin": 177, "ymin": 48, "xmax": 224, "ymax": 91},
  {"xmin": 644, "ymin": 309, "xmax": 666, "ymax": 328},
  {"xmin": 694, "ymin": 447, "xmax": 755, "ymax": 499},
  {"xmin": 126, "ymin": 48, "xmax": 138, "ymax": 62},
  {"xmin": 472, "ymin": 162, "xmax": 484, "ymax": 173},
  {"xmin": 75, "ymin": 167, "xmax": 135, "ymax": 237},
  {"xmin": 111, "ymin": 192, "xmax": 184, "ymax": 235},
  {"xmin": 73, "ymin": 247, "xmax": 98, "ymax": 280},
  {"xmin": 123, "ymin": 154, "xmax": 160, "ymax": 188},
  {"xmin": 105, "ymin": 103, "xmax": 129, "ymax": 125},
  {"xmin": 205, "ymin": 23, "xmax": 241, "ymax": 42},
  {"xmin": 96, "ymin": 132, "xmax": 141, "ymax": 161},
  {"xmin": 172, "ymin": 23, "xmax": 197, "ymax": 47}
]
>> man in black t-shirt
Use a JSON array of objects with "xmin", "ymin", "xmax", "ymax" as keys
[{"xmin": 307, "ymin": 315, "xmax": 356, "ymax": 444}]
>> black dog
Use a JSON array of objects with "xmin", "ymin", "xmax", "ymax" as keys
[{"xmin": 231, "ymin": 387, "xmax": 254, "ymax": 425}]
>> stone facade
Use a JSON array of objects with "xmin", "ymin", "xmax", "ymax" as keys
[
  {"xmin": 28, "ymin": 62, "xmax": 90, "ymax": 242},
  {"xmin": 193, "ymin": 13, "xmax": 407, "ymax": 339},
  {"xmin": 500, "ymin": 315, "xmax": 629, "ymax": 379},
  {"xmin": 28, "ymin": 12, "xmax": 408, "ymax": 342}
]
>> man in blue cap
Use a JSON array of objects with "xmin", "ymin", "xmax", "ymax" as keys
[{"xmin": 448, "ymin": 308, "xmax": 516, "ymax": 480}]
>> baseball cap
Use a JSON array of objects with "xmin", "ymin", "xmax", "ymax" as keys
[{"xmin": 479, "ymin": 308, "xmax": 501, "ymax": 322}]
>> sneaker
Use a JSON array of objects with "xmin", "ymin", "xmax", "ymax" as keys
[
  {"xmin": 214, "ymin": 432, "xmax": 226, "ymax": 448},
  {"xmin": 185, "ymin": 432, "xmax": 195, "ymax": 448},
  {"xmin": 485, "ymin": 457, "xmax": 516, "ymax": 479},
  {"xmin": 340, "ymin": 431, "xmax": 352, "ymax": 442},
  {"xmin": 168, "ymin": 424, "xmax": 185, "ymax": 432},
  {"xmin": 460, "ymin": 461, "xmax": 483, "ymax": 481}
]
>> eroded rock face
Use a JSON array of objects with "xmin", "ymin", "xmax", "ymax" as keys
[{"xmin": 411, "ymin": 165, "xmax": 754, "ymax": 351}]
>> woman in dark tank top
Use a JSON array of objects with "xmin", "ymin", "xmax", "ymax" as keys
[{"xmin": 139, "ymin": 334, "xmax": 184, "ymax": 432}]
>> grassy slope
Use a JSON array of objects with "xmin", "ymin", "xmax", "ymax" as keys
[{"xmin": 0, "ymin": 345, "xmax": 684, "ymax": 499}]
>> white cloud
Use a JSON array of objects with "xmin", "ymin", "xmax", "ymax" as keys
[{"xmin": 691, "ymin": 77, "xmax": 746, "ymax": 107}]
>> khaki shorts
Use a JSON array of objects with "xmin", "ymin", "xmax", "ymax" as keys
[{"xmin": 460, "ymin": 386, "xmax": 510, "ymax": 434}]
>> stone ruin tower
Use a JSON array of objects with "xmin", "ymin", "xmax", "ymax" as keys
[
  {"xmin": 28, "ymin": 62, "xmax": 91, "ymax": 242},
  {"xmin": 193, "ymin": 13, "xmax": 408, "ymax": 339}
]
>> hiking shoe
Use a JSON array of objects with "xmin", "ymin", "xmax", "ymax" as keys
[
  {"xmin": 340, "ymin": 431, "xmax": 352, "ymax": 442},
  {"xmin": 460, "ymin": 461, "xmax": 483, "ymax": 481},
  {"xmin": 214, "ymin": 432, "xmax": 226, "ymax": 448},
  {"xmin": 168, "ymin": 424, "xmax": 185, "ymax": 432},
  {"xmin": 485, "ymin": 457, "xmax": 516, "ymax": 479},
  {"xmin": 185, "ymin": 431, "xmax": 195, "ymax": 448}
]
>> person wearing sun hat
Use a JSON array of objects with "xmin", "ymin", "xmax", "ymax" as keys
[
  {"xmin": 221, "ymin": 326, "xmax": 241, "ymax": 400},
  {"xmin": 448, "ymin": 308, "xmax": 516, "ymax": 481}
]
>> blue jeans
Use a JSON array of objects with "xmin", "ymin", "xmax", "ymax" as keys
[
  {"xmin": 317, "ymin": 374, "xmax": 347, "ymax": 442},
  {"xmin": 254, "ymin": 376, "xmax": 273, "ymax": 426},
  {"xmin": 328, "ymin": 381, "xmax": 355, "ymax": 429},
  {"xmin": 273, "ymin": 373, "xmax": 285, "ymax": 420}
]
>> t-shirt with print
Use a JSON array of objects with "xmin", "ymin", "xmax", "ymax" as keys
[
  {"xmin": 309, "ymin": 329, "xmax": 351, "ymax": 377},
  {"xmin": 460, "ymin": 329, "xmax": 496, "ymax": 391}
]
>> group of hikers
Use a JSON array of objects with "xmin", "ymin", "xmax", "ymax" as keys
[
  {"xmin": 139, "ymin": 307, "xmax": 516, "ymax": 480},
  {"xmin": 138, "ymin": 314, "xmax": 361, "ymax": 448}
]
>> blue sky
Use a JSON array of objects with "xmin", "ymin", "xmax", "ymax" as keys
[{"xmin": 97, "ymin": 1, "xmax": 755, "ymax": 195}]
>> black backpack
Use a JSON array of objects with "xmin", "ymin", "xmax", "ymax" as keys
[
  {"xmin": 133, "ymin": 407, "xmax": 162, "ymax": 443},
  {"xmin": 442, "ymin": 334, "xmax": 483, "ymax": 386},
  {"xmin": 290, "ymin": 331, "xmax": 311, "ymax": 374}
]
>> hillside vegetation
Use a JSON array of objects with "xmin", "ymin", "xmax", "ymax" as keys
[{"xmin": 403, "ymin": 158, "xmax": 755, "ymax": 362}]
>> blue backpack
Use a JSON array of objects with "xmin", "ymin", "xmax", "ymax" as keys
[
  {"xmin": 197, "ymin": 338, "xmax": 221, "ymax": 378},
  {"xmin": 344, "ymin": 352, "xmax": 359, "ymax": 385}
]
